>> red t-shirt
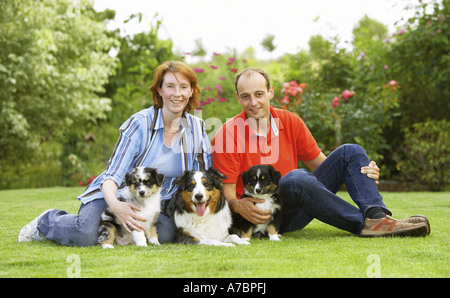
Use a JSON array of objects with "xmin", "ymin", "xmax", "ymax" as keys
[{"xmin": 212, "ymin": 106, "xmax": 321, "ymax": 199}]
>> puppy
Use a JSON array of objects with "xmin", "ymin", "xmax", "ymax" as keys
[
  {"xmin": 98, "ymin": 167, "xmax": 165, "ymax": 249},
  {"xmin": 163, "ymin": 168, "xmax": 249, "ymax": 246},
  {"xmin": 234, "ymin": 165, "xmax": 283, "ymax": 241}
]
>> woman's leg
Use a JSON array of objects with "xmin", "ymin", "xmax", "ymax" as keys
[{"xmin": 37, "ymin": 199, "xmax": 107, "ymax": 247}]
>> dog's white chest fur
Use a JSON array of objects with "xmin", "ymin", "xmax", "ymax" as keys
[
  {"xmin": 174, "ymin": 204, "xmax": 232, "ymax": 241},
  {"xmin": 252, "ymin": 193, "xmax": 281, "ymax": 235}
]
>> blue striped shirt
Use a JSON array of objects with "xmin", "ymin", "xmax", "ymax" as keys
[{"xmin": 78, "ymin": 106, "xmax": 212, "ymax": 204}]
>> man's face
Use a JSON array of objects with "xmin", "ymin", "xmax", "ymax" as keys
[{"xmin": 236, "ymin": 73, "xmax": 274, "ymax": 120}]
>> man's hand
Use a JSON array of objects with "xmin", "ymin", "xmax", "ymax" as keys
[
  {"xmin": 229, "ymin": 197, "xmax": 271, "ymax": 224},
  {"xmin": 361, "ymin": 160, "xmax": 380, "ymax": 185}
]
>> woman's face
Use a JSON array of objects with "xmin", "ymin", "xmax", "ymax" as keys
[{"xmin": 157, "ymin": 72, "xmax": 193, "ymax": 117}]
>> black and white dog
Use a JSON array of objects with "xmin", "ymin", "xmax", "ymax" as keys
[
  {"xmin": 98, "ymin": 167, "xmax": 165, "ymax": 249},
  {"xmin": 233, "ymin": 165, "xmax": 283, "ymax": 241},
  {"xmin": 163, "ymin": 168, "xmax": 249, "ymax": 246}
]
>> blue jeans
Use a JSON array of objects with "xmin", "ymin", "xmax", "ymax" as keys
[
  {"xmin": 38, "ymin": 199, "xmax": 176, "ymax": 247},
  {"xmin": 279, "ymin": 144, "xmax": 391, "ymax": 235}
]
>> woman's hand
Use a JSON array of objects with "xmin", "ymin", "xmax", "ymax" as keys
[
  {"xmin": 102, "ymin": 179, "xmax": 146, "ymax": 234},
  {"xmin": 361, "ymin": 160, "xmax": 380, "ymax": 185},
  {"xmin": 108, "ymin": 200, "xmax": 146, "ymax": 234}
]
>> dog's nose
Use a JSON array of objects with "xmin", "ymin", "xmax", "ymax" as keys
[
  {"xmin": 139, "ymin": 190, "xmax": 145, "ymax": 196},
  {"xmin": 255, "ymin": 187, "xmax": 262, "ymax": 194},
  {"xmin": 194, "ymin": 193, "xmax": 203, "ymax": 201}
]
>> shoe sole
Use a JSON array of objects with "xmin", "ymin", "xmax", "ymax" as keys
[{"xmin": 360, "ymin": 224, "xmax": 428, "ymax": 238}]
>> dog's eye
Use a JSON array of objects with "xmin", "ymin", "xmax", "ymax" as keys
[
  {"xmin": 261, "ymin": 175, "xmax": 266, "ymax": 180},
  {"xmin": 253, "ymin": 176, "xmax": 257, "ymax": 181}
]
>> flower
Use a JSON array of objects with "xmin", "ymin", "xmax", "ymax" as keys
[
  {"xmin": 218, "ymin": 97, "xmax": 229, "ymax": 102},
  {"xmin": 193, "ymin": 67, "xmax": 204, "ymax": 73},
  {"xmin": 230, "ymin": 68, "xmax": 238, "ymax": 73},
  {"xmin": 332, "ymin": 97, "xmax": 341, "ymax": 108},
  {"xmin": 384, "ymin": 65, "xmax": 389, "ymax": 70},
  {"xmin": 357, "ymin": 52, "xmax": 365, "ymax": 61},
  {"xmin": 213, "ymin": 52, "xmax": 221, "ymax": 56},
  {"xmin": 281, "ymin": 96, "xmax": 290, "ymax": 104},
  {"xmin": 341, "ymin": 89, "xmax": 355, "ymax": 99},
  {"xmin": 397, "ymin": 28, "xmax": 406, "ymax": 35},
  {"xmin": 384, "ymin": 80, "xmax": 400, "ymax": 90},
  {"xmin": 210, "ymin": 65, "xmax": 218, "ymax": 70},
  {"xmin": 219, "ymin": 76, "xmax": 227, "ymax": 80},
  {"xmin": 228, "ymin": 57, "xmax": 236, "ymax": 62}
]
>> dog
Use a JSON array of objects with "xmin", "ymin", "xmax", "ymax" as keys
[
  {"xmin": 233, "ymin": 165, "xmax": 283, "ymax": 241},
  {"xmin": 163, "ymin": 168, "xmax": 249, "ymax": 246},
  {"xmin": 98, "ymin": 167, "xmax": 165, "ymax": 249}
]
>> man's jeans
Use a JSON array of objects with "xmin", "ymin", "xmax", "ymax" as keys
[
  {"xmin": 38, "ymin": 199, "xmax": 176, "ymax": 247},
  {"xmin": 279, "ymin": 144, "xmax": 391, "ymax": 235}
]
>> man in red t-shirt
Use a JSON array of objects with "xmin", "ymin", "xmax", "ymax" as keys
[{"xmin": 212, "ymin": 68, "xmax": 429, "ymax": 237}]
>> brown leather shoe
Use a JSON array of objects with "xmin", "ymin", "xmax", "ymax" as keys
[
  {"xmin": 360, "ymin": 215, "xmax": 428, "ymax": 237},
  {"xmin": 402, "ymin": 215, "xmax": 430, "ymax": 235}
]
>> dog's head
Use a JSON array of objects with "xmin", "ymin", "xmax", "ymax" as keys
[
  {"xmin": 125, "ymin": 167, "xmax": 165, "ymax": 198},
  {"xmin": 241, "ymin": 165, "xmax": 281, "ymax": 195},
  {"xmin": 172, "ymin": 168, "xmax": 227, "ymax": 217}
]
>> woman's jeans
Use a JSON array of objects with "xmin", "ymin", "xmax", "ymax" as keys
[
  {"xmin": 38, "ymin": 199, "xmax": 176, "ymax": 247},
  {"xmin": 279, "ymin": 144, "xmax": 391, "ymax": 235}
]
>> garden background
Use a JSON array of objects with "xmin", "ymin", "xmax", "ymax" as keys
[{"xmin": 1, "ymin": 0, "xmax": 448, "ymax": 191}]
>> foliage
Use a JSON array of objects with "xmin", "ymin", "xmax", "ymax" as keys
[
  {"xmin": 388, "ymin": 0, "xmax": 450, "ymax": 127},
  {"xmin": 395, "ymin": 119, "xmax": 450, "ymax": 191},
  {"xmin": 188, "ymin": 52, "xmax": 251, "ymax": 138},
  {"xmin": 0, "ymin": 0, "xmax": 118, "ymax": 165},
  {"xmin": 105, "ymin": 13, "xmax": 179, "ymax": 128}
]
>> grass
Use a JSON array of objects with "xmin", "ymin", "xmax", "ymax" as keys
[{"xmin": 0, "ymin": 187, "xmax": 448, "ymax": 278}]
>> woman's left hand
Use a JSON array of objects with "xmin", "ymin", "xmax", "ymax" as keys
[{"xmin": 361, "ymin": 160, "xmax": 380, "ymax": 185}]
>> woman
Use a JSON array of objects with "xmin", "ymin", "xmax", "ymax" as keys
[{"xmin": 18, "ymin": 61, "xmax": 212, "ymax": 246}]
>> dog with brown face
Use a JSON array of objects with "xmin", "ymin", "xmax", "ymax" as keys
[
  {"xmin": 163, "ymin": 168, "xmax": 250, "ymax": 246},
  {"xmin": 98, "ymin": 167, "xmax": 165, "ymax": 249},
  {"xmin": 234, "ymin": 165, "xmax": 283, "ymax": 241}
]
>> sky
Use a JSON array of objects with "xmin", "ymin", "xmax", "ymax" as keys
[{"xmin": 92, "ymin": 0, "xmax": 419, "ymax": 60}]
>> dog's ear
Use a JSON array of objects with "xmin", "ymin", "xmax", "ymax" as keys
[
  {"xmin": 207, "ymin": 168, "xmax": 227, "ymax": 181},
  {"xmin": 241, "ymin": 167, "xmax": 251, "ymax": 183},
  {"xmin": 125, "ymin": 171, "xmax": 133, "ymax": 185},
  {"xmin": 156, "ymin": 173, "xmax": 165, "ymax": 187},
  {"xmin": 145, "ymin": 167, "xmax": 165, "ymax": 187},
  {"xmin": 172, "ymin": 170, "xmax": 190, "ymax": 189},
  {"xmin": 269, "ymin": 166, "xmax": 282, "ymax": 184}
]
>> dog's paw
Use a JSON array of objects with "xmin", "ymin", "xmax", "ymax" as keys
[
  {"xmin": 269, "ymin": 234, "xmax": 281, "ymax": 241},
  {"xmin": 199, "ymin": 239, "xmax": 235, "ymax": 246},
  {"xmin": 148, "ymin": 237, "xmax": 160, "ymax": 245},
  {"xmin": 102, "ymin": 244, "xmax": 114, "ymax": 249},
  {"xmin": 225, "ymin": 234, "xmax": 250, "ymax": 245}
]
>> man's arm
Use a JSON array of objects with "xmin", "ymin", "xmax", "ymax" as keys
[{"xmin": 223, "ymin": 183, "xmax": 271, "ymax": 224}]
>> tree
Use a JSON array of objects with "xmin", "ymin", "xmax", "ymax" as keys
[
  {"xmin": 0, "ymin": 0, "xmax": 118, "ymax": 164},
  {"xmin": 261, "ymin": 34, "xmax": 276, "ymax": 53}
]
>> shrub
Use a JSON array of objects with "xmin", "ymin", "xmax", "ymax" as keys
[{"xmin": 395, "ymin": 119, "xmax": 450, "ymax": 191}]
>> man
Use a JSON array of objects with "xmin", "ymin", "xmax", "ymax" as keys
[{"xmin": 212, "ymin": 67, "xmax": 429, "ymax": 237}]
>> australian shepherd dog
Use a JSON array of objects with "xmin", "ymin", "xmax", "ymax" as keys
[
  {"xmin": 97, "ymin": 167, "xmax": 164, "ymax": 249},
  {"xmin": 163, "ymin": 168, "xmax": 249, "ymax": 246},
  {"xmin": 233, "ymin": 165, "xmax": 283, "ymax": 241}
]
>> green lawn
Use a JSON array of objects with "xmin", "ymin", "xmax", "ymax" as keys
[{"xmin": 0, "ymin": 187, "xmax": 448, "ymax": 278}]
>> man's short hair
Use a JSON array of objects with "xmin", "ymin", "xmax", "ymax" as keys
[{"xmin": 234, "ymin": 68, "xmax": 271, "ymax": 93}]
